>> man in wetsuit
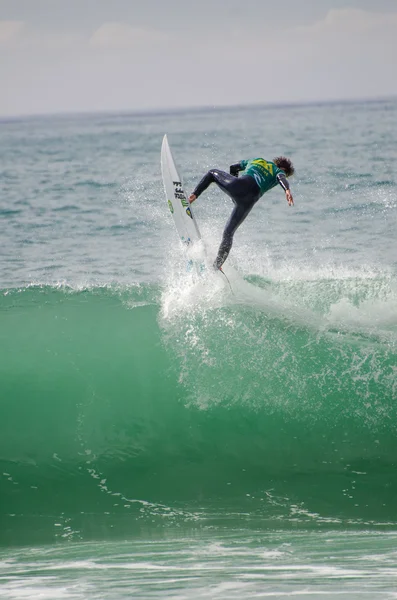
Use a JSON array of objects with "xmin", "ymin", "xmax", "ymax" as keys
[{"xmin": 188, "ymin": 156, "xmax": 294, "ymax": 270}]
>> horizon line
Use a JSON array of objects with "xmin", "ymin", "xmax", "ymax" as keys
[{"xmin": 1, "ymin": 94, "xmax": 396, "ymax": 123}]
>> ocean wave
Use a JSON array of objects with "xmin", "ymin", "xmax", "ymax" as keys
[{"xmin": 1, "ymin": 275, "xmax": 397, "ymax": 543}]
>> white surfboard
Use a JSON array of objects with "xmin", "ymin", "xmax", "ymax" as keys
[
  {"xmin": 161, "ymin": 134, "xmax": 202, "ymax": 248},
  {"xmin": 161, "ymin": 135, "xmax": 233, "ymax": 291}
]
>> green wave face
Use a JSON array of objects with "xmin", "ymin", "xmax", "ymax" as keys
[{"xmin": 1, "ymin": 279, "xmax": 397, "ymax": 545}]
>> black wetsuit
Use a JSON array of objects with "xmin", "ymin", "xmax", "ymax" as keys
[{"xmin": 192, "ymin": 165, "xmax": 290, "ymax": 269}]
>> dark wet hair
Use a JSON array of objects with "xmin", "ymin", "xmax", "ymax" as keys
[{"xmin": 273, "ymin": 156, "xmax": 294, "ymax": 177}]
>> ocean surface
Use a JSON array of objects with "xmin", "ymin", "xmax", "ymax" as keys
[{"xmin": 1, "ymin": 99, "xmax": 397, "ymax": 598}]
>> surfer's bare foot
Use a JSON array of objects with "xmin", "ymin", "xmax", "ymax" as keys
[{"xmin": 188, "ymin": 194, "xmax": 196, "ymax": 204}]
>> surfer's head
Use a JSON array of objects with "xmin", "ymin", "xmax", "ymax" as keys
[{"xmin": 274, "ymin": 156, "xmax": 294, "ymax": 177}]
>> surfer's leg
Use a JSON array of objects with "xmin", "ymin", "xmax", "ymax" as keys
[
  {"xmin": 192, "ymin": 169, "xmax": 237, "ymax": 199},
  {"xmin": 191, "ymin": 170, "xmax": 260, "ymax": 267},
  {"xmin": 214, "ymin": 204, "xmax": 254, "ymax": 269}
]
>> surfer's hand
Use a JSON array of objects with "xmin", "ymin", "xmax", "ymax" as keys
[
  {"xmin": 188, "ymin": 194, "xmax": 197, "ymax": 204},
  {"xmin": 286, "ymin": 190, "xmax": 294, "ymax": 206}
]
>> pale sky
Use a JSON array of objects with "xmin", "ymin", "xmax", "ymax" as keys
[{"xmin": 0, "ymin": 0, "xmax": 396, "ymax": 117}]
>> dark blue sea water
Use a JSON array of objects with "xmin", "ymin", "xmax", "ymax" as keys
[{"xmin": 1, "ymin": 100, "xmax": 397, "ymax": 598}]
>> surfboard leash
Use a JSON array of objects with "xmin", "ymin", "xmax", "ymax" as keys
[{"xmin": 219, "ymin": 267, "xmax": 234, "ymax": 295}]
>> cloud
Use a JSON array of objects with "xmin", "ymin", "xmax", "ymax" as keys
[
  {"xmin": 0, "ymin": 20, "xmax": 164, "ymax": 52},
  {"xmin": 293, "ymin": 8, "xmax": 397, "ymax": 40},
  {"xmin": 0, "ymin": 20, "xmax": 25, "ymax": 44},
  {"xmin": 0, "ymin": 20, "xmax": 82, "ymax": 51},
  {"xmin": 0, "ymin": 8, "xmax": 396, "ymax": 117},
  {"xmin": 89, "ymin": 22, "xmax": 167, "ymax": 50},
  {"xmin": 283, "ymin": 8, "xmax": 397, "ymax": 79},
  {"xmin": 186, "ymin": 7, "xmax": 396, "ymax": 66},
  {"xmin": 319, "ymin": 8, "xmax": 397, "ymax": 33}
]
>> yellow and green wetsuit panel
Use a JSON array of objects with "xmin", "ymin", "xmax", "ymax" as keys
[{"xmin": 240, "ymin": 158, "xmax": 285, "ymax": 196}]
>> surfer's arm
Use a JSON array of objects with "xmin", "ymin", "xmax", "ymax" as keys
[
  {"xmin": 277, "ymin": 173, "xmax": 294, "ymax": 206},
  {"xmin": 229, "ymin": 162, "xmax": 245, "ymax": 177},
  {"xmin": 277, "ymin": 173, "xmax": 289, "ymax": 191}
]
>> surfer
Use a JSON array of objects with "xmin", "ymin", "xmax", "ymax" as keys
[{"xmin": 188, "ymin": 157, "xmax": 294, "ymax": 270}]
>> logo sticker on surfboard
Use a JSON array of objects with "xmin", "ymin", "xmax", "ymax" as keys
[
  {"xmin": 173, "ymin": 180, "xmax": 193, "ymax": 218},
  {"xmin": 173, "ymin": 181, "xmax": 185, "ymax": 200}
]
